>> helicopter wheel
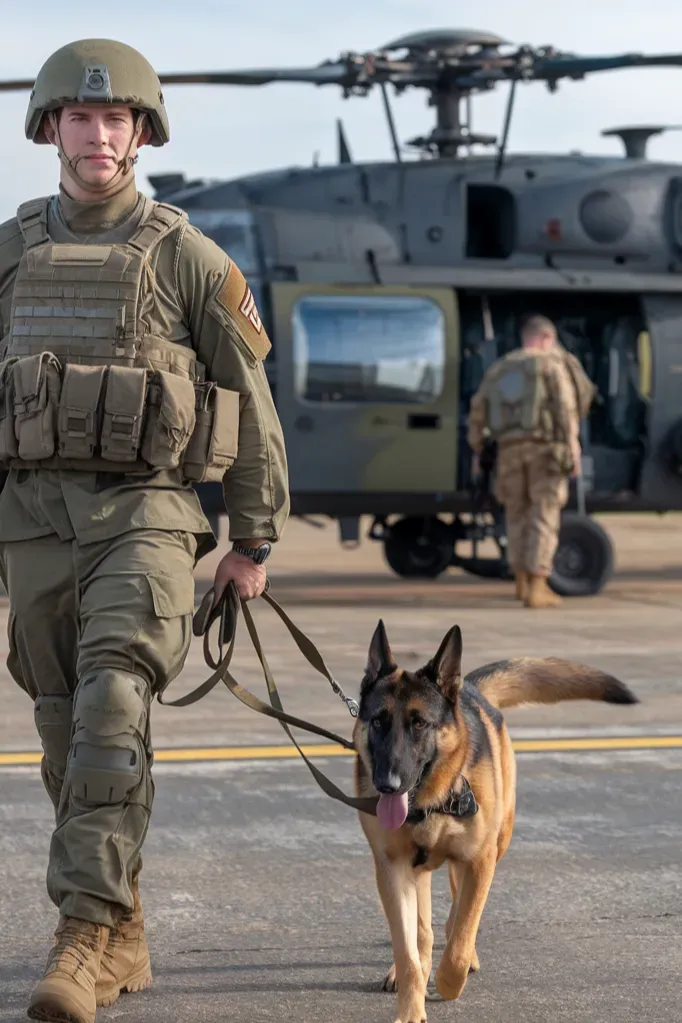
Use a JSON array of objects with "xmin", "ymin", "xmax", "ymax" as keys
[
  {"xmin": 383, "ymin": 516, "xmax": 454, "ymax": 579},
  {"xmin": 549, "ymin": 513, "xmax": 614, "ymax": 597}
]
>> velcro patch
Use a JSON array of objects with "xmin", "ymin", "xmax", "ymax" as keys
[{"xmin": 215, "ymin": 261, "xmax": 271, "ymax": 361}]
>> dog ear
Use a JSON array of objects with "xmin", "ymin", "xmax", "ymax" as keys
[
  {"xmin": 421, "ymin": 625, "xmax": 463, "ymax": 702},
  {"xmin": 362, "ymin": 619, "xmax": 397, "ymax": 691}
]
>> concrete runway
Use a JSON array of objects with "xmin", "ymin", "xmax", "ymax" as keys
[
  {"xmin": 1, "ymin": 751, "xmax": 681, "ymax": 1023},
  {"xmin": 1, "ymin": 513, "xmax": 682, "ymax": 1022}
]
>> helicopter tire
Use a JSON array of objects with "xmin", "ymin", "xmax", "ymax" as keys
[
  {"xmin": 383, "ymin": 516, "xmax": 454, "ymax": 579},
  {"xmin": 549, "ymin": 512, "xmax": 614, "ymax": 597}
]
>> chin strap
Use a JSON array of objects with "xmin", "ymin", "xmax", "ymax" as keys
[
  {"xmin": 158, "ymin": 580, "xmax": 379, "ymax": 816},
  {"xmin": 47, "ymin": 110, "xmax": 144, "ymax": 200}
]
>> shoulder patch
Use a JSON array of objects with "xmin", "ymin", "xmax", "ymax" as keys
[{"xmin": 214, "ymin": 260, "xmax": 271, "ymax": 361}]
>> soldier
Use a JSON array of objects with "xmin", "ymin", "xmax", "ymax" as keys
[
  {"xmin": 0, "ymin": 39, "xmax": 289, "ymax": 1023},
  {"xmin": 467, "ymin": 314, "xmax": 594, "ymax": 609}
]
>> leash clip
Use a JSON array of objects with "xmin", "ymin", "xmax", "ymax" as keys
[{"xmin": 329, "ymin": 676, "xmax": 360, "ymax": 717}]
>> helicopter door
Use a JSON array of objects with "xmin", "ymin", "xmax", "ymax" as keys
[{"xmin": 271, "ymin": 284, "xmax": 459, "ymax": 494}]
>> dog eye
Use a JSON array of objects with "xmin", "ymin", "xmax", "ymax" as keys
[
  {"xmin": 371, "ymin": 717, "xmax": 383, "ymax": 730},
  {"xmin": 412, "ymin": 717, "xmax": 426, "ymax": 730}
]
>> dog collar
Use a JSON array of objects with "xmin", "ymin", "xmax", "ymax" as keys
[{"xmin": 406, "ymin": 776, "xmax": 479, "ymax": 825}]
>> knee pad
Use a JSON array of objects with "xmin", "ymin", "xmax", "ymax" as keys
[
  {"xmin": 34, "ymin": 694, "xmax": 73, "ymax": 801},
  {"xmin": 68, "ymin": 669, "xmax": 150, "ymax": 806}
]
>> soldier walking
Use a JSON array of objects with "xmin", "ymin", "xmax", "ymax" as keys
[
  {"xmin": 467, "ymin": 314, "xmax": 594, "ymax": 609},
  {"xmin": 0, "ymin": 39, "xmax": 289, "ymax": 1022}
]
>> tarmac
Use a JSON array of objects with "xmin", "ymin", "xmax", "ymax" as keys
[{"xmin": 1, "ymin": 512, "xmax": 681, "ymax": 1022}]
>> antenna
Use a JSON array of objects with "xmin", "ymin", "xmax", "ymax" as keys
[
  {"xmin": 601, "ymin": 124, "xmax": 682, "ymax": 159},
  {"xmin": 336, "ymin": 119, "xmax": 353, "ymax": 163}
]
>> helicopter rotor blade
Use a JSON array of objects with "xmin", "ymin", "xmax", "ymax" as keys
[
  {"xmin": 532, "ymin": 51, "xmax": 682, "ymax": 81},
  {"xmin": 0, "ymin": 78, "xmax": 34, "ymax": 92},
  {"xmin": 0, "ymin": 62, "xmax": 354, "ymax": 94},
  {"xmin": 156, "ymin": 63, "xmax": 351, "ymax": 87}
]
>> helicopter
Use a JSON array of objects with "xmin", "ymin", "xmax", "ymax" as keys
[{"xmin": 3, "ymin": 28, "xmax": 682, "ymax": 596}]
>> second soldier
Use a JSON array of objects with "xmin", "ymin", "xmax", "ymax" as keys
[{"xmin": 467, "ymin": 314, "xmax": 594, "ymax": 609}]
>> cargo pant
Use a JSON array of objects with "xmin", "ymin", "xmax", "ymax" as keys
[
  {"xmin": 0, "ymin": 527, "xmax": 196, "ymax": 928},
  {"xmin": 493, "ymin": 440, "xmax": 569, "ymax": 577}
]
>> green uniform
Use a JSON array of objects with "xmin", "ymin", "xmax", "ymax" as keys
[{"xmin": 0, "ymin": 179, "xmax": 290, "ymax": 927}]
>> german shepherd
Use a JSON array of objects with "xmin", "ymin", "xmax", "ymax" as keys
[{"xmin": 353, "ymin": 620, "xmax": 637, "ymax": 1023}]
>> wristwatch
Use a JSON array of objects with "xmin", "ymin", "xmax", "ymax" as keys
[{"xmin": 231, "ymin": 541, "xmax": 272, "ymax": 565}]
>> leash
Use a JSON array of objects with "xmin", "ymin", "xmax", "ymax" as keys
[{"xmin": 158, "ymin": 580, "xmax": 378, "ymax": 816}]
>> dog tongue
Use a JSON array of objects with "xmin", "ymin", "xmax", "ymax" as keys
[{"xmin": 377, "ymin": 792, "xmax": 409, "ymax": 830}]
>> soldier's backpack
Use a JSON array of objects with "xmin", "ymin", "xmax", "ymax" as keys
[{"xmin": 486, "ymin": 352, "xmax": 553, "ymax": 440}]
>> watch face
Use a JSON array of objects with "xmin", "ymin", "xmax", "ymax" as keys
[
  {"xmin": 255, "ymin": 543, "xmax": 272, "ymax": 563},
  {"xmin": 235, "ymin": 542, "xmax": 271, "ymax": 563}
]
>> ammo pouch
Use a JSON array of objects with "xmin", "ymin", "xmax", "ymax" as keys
[
  {"xmin": 13, "ymin": 352, "xmax": 62, "ymax": 461},
  {"xmin": 182, "ymin": 381, "xmax": 240, "ymax": 482},
  {"xmin": 0, "ymin": 356, "xmax": 20, "ymax": 461},
  {"xmin": 0, "ymin": 353, "xmax": 240, "ymax": 480}
]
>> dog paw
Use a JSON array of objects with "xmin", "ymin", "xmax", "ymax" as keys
[
  {"xmin": 382, "ymin": 964, "xmax": 398, "ymax": 992},
  {"xmin": 435, "ymin": 957, "xmax": 470, "ymax": 1001},
  {"xmin": 393, "ymin": 1000, "xmax": 427, "ymax": 1023}
]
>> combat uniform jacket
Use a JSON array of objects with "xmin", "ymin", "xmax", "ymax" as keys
[{"xmin": 0, "ymin": 179, "xmax": 290, "ymax": 557}]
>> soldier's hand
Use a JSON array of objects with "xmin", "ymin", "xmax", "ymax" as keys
[{"xmin": 212, "ymin": 551, "xmax": 267, "ymax": 603}]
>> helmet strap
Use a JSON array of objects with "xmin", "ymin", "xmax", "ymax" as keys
[{"xmin": 47, "ymin": 109, "xmax": 144, "ymax": 200}]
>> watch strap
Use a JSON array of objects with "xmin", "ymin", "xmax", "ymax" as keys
[{"xmin": 232, "ymin": 541, "xmax": 271, "ymax": 564}]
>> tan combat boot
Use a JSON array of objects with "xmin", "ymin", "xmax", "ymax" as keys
[
  {"xmin": 525, "ymin": 574, "xmax": 562, "ymax": 609},
  {"xmin": 96, "ymin": 875, "xmax": 152, "ymax": 1006},
  {"xmin": 514, "ymin": 570, "xmax": 529, "ymax": 602},
  {"xmin": 27, "ymin": 916, "xmax": 109, "ymax": 1023}
]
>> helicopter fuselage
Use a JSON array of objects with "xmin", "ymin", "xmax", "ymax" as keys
[{"xmin": 160, "ymin": 151, "xmax": 682, "ymax": 529}]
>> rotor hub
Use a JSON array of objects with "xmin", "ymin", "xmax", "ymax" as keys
[{"xmin": 379, "ymin": 29, "xmax": 509, "ymax": 58}]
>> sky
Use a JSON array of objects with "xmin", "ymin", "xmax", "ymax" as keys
[{"xmin": 2, "ymin": 0, "xmax": 682, "ymax": 218}]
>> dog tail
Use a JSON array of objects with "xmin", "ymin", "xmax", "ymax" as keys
[{"xmin": 465, "ymin": 657, "xmax": 638, "ymax": 710}]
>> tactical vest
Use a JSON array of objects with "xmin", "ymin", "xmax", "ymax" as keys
[
  {"xmin": 0, "ymin": 196, "xmax": 239, "ymax": 481},
  {"xmin": 486, "ymin": 351, "xmax": 557, "ymax": 443}
]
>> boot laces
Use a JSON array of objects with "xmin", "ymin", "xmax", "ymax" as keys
[
  {"xmin": 102, "ymin": 908, "xmax": 139, "ymax": 965},
  {"xmin": 52, "ymin": 920, "xmax": 102, "ymax": 976}
]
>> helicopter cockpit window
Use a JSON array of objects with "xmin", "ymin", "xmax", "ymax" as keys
[
  {"xmin": 292, "ymin": 295, "xmax": 445, "ymax": 404},
  {"xmin": 185, "ymin": 210, "xmax": 259, "ymax": 275}
]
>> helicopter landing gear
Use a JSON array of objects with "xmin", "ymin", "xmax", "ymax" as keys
[
  {"xmin": 549, "ymin": 512, "xmax": 614, "ymax": 597},
  {"xmin": 449, "ymin": 509, "xmax": 512, "ymax": 580},
  {"xmin": 371, "ymin": 516, "xmax": 454, "ymax": 578},
  {"xmin": 370, "ymin": 510, "xmax": 613, "ymax": 594},
  {"xmin": 369, "ymin": 513, "xmax": 512, "ymax": 580}
]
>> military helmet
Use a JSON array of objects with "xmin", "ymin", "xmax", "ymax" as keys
[{"xmin": 26, "ymin": 38, "xmax": 169, "ymax": 146}]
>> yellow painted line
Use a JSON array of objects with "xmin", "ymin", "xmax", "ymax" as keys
[
  {"xmin": 2, "ymin": 735, "xmax": 682, "ymax": 768},
  {"xmin": 512, "ymin": 735, "xmax": 682, "ymax": 752}
]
